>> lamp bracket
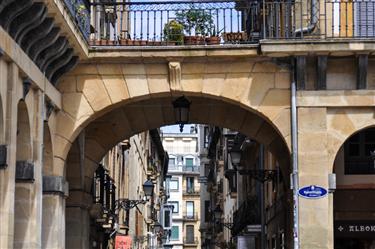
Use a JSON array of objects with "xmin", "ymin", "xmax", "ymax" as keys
[
  {"xmin": 116, "ymin": 198, "xmax": 146, "ymax": 211},
  {"xmin": 238, "ymin": 169, "xmax": 277, "ymax": 182}
]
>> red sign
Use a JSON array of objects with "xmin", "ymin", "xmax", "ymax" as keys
[{"xmin": 115, "ymin": 235, "xmax": 132, "ymax": 249}]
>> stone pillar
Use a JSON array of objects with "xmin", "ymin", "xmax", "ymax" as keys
[
  {"xmin": 14, "ymin": 89, "xmax": 44, "ymax": 248},
  {"xmin": 42, "ymin": 176, "xmax": 67, "ymax": 249},
  {"xmin": 297, "ymin": 107, "xmax": 333, "ymax": 249},
  {"xmin": 66, "ymin": 189, "xmax": 91, "ymax": 249},
  {"xmin": 0, "ymin": 63, "xmax": 18, "ymax": 248}
]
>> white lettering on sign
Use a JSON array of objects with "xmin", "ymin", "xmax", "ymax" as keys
[{"xmin": 345, "ymin": 225, "xmax": 375, "ymax": 233}]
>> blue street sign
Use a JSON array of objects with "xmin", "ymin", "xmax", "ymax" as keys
[{"xmin": 298, "ymin": 185, "xmax": 328, "ymax": 199}]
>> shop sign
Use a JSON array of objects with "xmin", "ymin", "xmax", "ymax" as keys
[
  {"xmin": 115, "ymin": 235, "xmax": 132, "ymax": 249},
  {"xmin": 335, "ymin": 220, "xmax": 375, "ymax": 238},
  {"xmin": 298, "ymin": 185, "xmax": 327, "ymax": 199}
]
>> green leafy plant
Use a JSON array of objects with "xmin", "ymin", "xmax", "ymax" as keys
[
  {"xmin": 163, "ymin": 20, "xmax": 184, "ymax": 44},
  {"xmin": 176, "ymin": 9, "xmax": 214, "ymax": 36}
]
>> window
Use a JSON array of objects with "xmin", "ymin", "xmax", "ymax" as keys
[
  {"xmin": 171, "ymin": 226, "xmax": 179, "ymax": 240},
  {"xmin": 186, "ymin": 177, "xmax": 194, "ymax": 192},
  {"xmin": 169, "ymin": 201, "xmax": 179, "ymax": 213},
  {"xmin": 185, "ymin": 158, "xmax": 194, "ymax": 166},
  {"xmin": 163, "ymin": 209, "xmax": 172, "ymax": 229},
  {"xmin": 186, "ymin": 201, "xmax": 194, "ymax": 218},
  {"xmin": 186, "ymin": 225, "xmax": 195, "ymax": 243},
  {"xmin": 279, "ymin": 231, "xmax": 285, "ymax": 249},
  {"xmin": 344, "ymin": 128, "xmax": 375, "ymax": 174},
  {"xmin": 169, "ymin": 179, "xmax": 179, "ymax": 190},
  {"xmin": 204, "ymin": 126, "xmax": 209, "ymax": 148},
  {"xmin": 169, "ymin": 158, "xmax": 175, "ymax": 166}
]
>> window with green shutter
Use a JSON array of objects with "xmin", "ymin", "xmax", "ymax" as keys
[{"xmin": 171, "ymin": 226, "xmax": 179, "ymax": 240}]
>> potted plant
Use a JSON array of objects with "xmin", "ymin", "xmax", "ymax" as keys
[
  {"xmin": 176, "ymin": 9, "xmax": 214, "ymax": 45},
  {"xmin": 163, "ymin": 20, "xmax": 184, "ymax": 45},
  {"xmin": 206, "ymin": 27, "xmax": 223, "ymax": 45}
]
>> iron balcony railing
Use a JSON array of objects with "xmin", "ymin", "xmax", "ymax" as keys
[
  {"xmin": 87, "ymin": 0, "xmax": 375, "ymax": 46},
  {"xmin": 183, "ymin": 236, "xmax": 199, "ymax": 245},
  {"xmin": 183, "ymin": 188, "xmax": 200, "ymax": 195},
  {"xmin": 169, "ymin": 165, "xmax": 200, "ymax": 173},
  {"xmin": 64, "ymin": 0, "xmax": 90, "ymax": 40},
  {"xmin": 183, "ymin": 212, "xmax": 199, "ymax": 220}
]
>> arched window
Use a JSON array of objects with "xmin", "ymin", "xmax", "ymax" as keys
[{"xmin": 344, "ymin": 128, "xmax": 375, "ymax": 174}]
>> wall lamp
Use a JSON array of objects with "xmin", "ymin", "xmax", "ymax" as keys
[
  {"xmin": 116, "ymin": 179, "xmax": 154, "ymax": 210},
  {"xmin": 229, "ymin": 148, "xmax": 277, "ymax": 182}
]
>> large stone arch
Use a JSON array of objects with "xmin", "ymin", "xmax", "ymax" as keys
[{"xmin": 55, "ymin": 60, "xmax": 292, "ymax": 174}]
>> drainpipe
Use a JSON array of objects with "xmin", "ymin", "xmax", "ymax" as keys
[
  {"xmin": 291, "ymin": 59, "xmax": 300, "ymax": 249},
  {"xmin": 295, "ymin": 0, "xmax": 318, "ymax": 36},
  {"xmin": 259, "ymin": 144, "xmax": 266, "ymax": 249}
]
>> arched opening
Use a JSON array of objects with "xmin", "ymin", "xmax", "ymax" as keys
[
  {"xmin": 64, "ymin": 95, "xmax": 292, "ymax": 249},
  {"xmin": 0, "ymin": 94, "xmax": 4, "ymax": 144},
  {"xmin": 42, "ymin": 123, "xmax": 53, "ymax": 175},
  {"xmin": 332, "ymin": 127, "xmax": 375, "ymax": 249},
  {"xmin": 14, "ymin": 100, "xmax": 34, "ymax": 248}
]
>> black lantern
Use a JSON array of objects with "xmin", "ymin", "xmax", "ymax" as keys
[
  {"xmin": 172, "ymin": 96, "xmax": 191, "ymax": 132},
  {"xmin": 143, "ymin": 179, "xmax": 154, "ymax": 197},
  {"xmin": 161, "ymin": 233, "xmax": 168, "ymax": 244},
  {"xmin": 229, "ymin": 148, "xmax": 242, "ymax": 169},
  {"xmin": 153, "ymin": 222, "xmax": 163, "ymax": 234}
]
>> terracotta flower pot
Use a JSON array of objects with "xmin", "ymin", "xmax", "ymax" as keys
[
  {"xmin": 184, "ymin": 36, "xmax": 197, "ymax": 45},
  {"xmin": 206, "ymin": 36, "xmax": 221, "ymax": 45},
  {"xmin": 99, "ymin": 39, "xmax": 108, "ymax": 46},
  {"xmin": 134, "ymin": 40, "xmax": 142, "ymax": 46},
  {"xmin": 127, "ymin": 40, "xmax": 134, "ymax": 46},
  {"xmin": 119, "ymin": 39, "xmax": 127, "ymax": 45}
]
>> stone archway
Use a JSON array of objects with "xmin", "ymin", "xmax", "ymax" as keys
[
  {"xmin": 331, "ymin": 126, "xmax": 375, "ymax": 249},
  {"xmin": 55, "ymin": 60, "xmax": 292, "ymax": 173},
  {"xmin": 56, "ymin": 59, "xmax": 293, "ymax": 248},
  {"xmin": 325, "ymin": 107, "xmax": 375, "ymax": 249}
]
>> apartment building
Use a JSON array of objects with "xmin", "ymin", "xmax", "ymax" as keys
[
  {"xmin": 162, "ymin": 126, "xmax": 201, "ymax": 249},
  {"xmin": 89, "ymin": 129, "xmax": 169, "ymax": 249}
]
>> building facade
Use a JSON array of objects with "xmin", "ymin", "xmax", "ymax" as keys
[
  {"xmin": 78, "ymin": 129, "xmax": 169, "ymax": 249},
  {"xmin": 162, "ymin": 127, "xmax": 202, "ymax": 249},
  {"xmin": 0, "ymin": 0, "xmax": 374, "ymax": 248},
  {"xmin": 199, "ymin": 126, "xmax": 288, "ymax": 249}
]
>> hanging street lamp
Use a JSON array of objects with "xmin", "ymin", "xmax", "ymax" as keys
[
  {"xmin": 143, "ymin": 179, "xmax": 154, "ymax": 198},
  {"xmin": 172, "ymin": 96, "xmax": 191, "ymax": 132}
]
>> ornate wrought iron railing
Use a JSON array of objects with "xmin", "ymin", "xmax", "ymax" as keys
[
  {"xmin": 64, "ymin": 0, "xmax": 90, "ymax": 40},
  {"xmin": 90, "ymin": 0, "xmax": 252, "ymax": 46},
  {"xmin": 88, "ymin": 0, "xmax": 375, "ymax": 47}
]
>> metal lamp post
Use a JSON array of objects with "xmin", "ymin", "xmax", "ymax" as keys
[{"xmin": 172, "ymin": 96, "xmax": 191, "ymax": 132}]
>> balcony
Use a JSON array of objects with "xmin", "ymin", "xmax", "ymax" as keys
[
  {"xmin": 183, "ymin": 189, "xmax": 200, "ymax": 196},
  {"xmin": 183, "ymin": 212, "xmax": 199, "ymax": 221},
  {"xmin": 63, "ymin": 0, "xmax": 90, "ymax": 40},
  {"xmin": 168, "ymin": 165, "xmax": 200, "ymax": 174},
  {"xmin": 87, "ymin": 0, "xmax": 375, "ymax": 51},
  {"xmin": 183, "ymin": 237, "xmax": 199, "ymax": 245}
]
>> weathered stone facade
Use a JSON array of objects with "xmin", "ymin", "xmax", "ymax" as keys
[{"xmin": 0, "ymin": 1, "xmax": 375, "ymax": 249}]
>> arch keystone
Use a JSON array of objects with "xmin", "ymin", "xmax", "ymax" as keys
[{"xmin": 168, "ymin": 61, "xmax": 181, "ymax": 91}]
